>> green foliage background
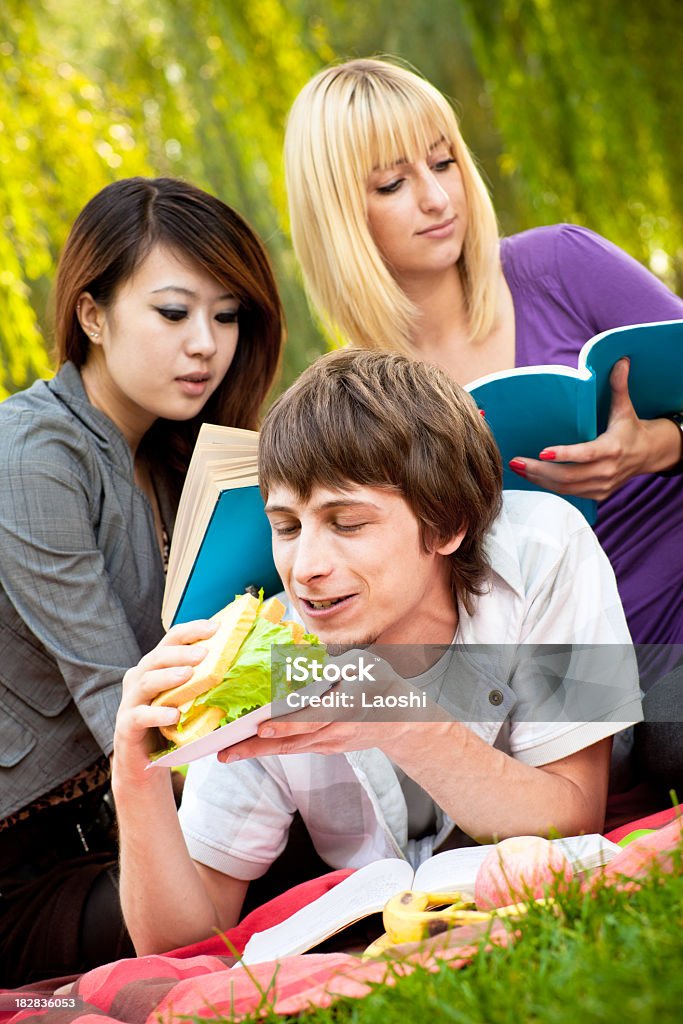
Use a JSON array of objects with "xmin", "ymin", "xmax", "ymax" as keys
[{"xmin": 1, "ymin": 0, "xmax": 681, "ymax": 399}]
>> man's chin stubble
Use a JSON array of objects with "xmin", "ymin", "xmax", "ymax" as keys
[{"xmin": 324, "ymin": 635, "xmax": 379, "ymax": 656}]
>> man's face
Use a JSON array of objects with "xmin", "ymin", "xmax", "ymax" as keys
[{"xmin": 265, "ymin": 482, "xmax": 462, "ymax": 646}]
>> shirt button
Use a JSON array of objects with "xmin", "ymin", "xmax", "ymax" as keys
[{"xmin": 488, "ymin": 689, "xmax": 504, "ymax": 707}]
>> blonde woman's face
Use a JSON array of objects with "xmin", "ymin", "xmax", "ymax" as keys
[{"xmin": 365, "ymin": 140, "xmax": 467, "ymax": 289}]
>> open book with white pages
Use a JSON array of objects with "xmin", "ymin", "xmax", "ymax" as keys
[
  {"xmin": 161, "ymin": 423, "xmax": 281, "ymax": 629},
  {"xmin": 240, "ymin": 833, "xmax": 621, "ymax": 965}
]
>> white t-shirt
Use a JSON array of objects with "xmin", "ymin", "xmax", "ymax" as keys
[{"xmin": 179, "ymin": 491, "xmax": 641, "ymax": 875}]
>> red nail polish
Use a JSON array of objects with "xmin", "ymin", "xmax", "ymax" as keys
[
  {"xmin": 479, "ymin": 409, "xmax": 486, "ymax": 417},
  {"xmin": 509, "ymin": 459, "xmax": 527, "ymax": 476},
  {"xmin": 539, "ymin": 451, "xmax": 556, "ymax": 461}
]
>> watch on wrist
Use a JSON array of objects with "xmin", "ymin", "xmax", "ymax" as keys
[{"xmin": 661, "ymin": 411, "xmax": 683, "ymax": 477}]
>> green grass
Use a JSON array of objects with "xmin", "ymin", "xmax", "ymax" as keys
[{"xmin": 194, "ymin": 854, "xmax": 683, "ymax": 1024}]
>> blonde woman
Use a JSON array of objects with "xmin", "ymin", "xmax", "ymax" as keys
[{"xmin": 285, "ymin": 57, "xmax": 683, "ymax": 656}]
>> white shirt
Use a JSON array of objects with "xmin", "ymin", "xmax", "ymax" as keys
[{"xmin": 179, "ymin": 492, "xmax": 641, "ymax": 876}]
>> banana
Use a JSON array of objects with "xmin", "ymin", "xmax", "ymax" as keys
[
  {"xmin": 383, "ymin": 890, "xmax": 484, "ymax": 944},
  {"xmin": 362, "ymin": 932, "xmax": 397, "ymax": 959},
  {"xmin": 382, "ymin": 889, "xmax": 534, "ymax": 945}
]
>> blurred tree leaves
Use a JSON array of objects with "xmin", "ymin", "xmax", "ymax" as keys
[
  {"xmin": 0, "ymin": 0, "xmax": 327, "ymax": 398},
  {"xmin": 460, "ymin": 0, "xmax": 683, "ymax": 291},
  {"xmin": 0, "ymin": 1, "xmax": 153, "ymax": 396},
  {"xmin": 1, "ymin": 0, "xmax": 681, "ymax": 398}
]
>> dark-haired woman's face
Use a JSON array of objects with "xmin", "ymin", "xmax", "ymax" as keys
[{"xmin": 80, "ymin": 244, "xmax": 240, "ymax": 448}]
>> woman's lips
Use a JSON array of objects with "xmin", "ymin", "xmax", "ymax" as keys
[
  {"xmin": 417, "ymin": 217, "xmax": 456, "ymax": 238},
  {"xmin": 176, "ymin": 374, "xmax": 210, "ymax": 397}
]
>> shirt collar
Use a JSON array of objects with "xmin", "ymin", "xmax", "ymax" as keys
[
  {"xmin": 47, "ymin": 361, "xmax": 134, "ymax": 473},
  {"xmin": 482, "ymin": 496, "xmax": 526, "ymax": 599}
]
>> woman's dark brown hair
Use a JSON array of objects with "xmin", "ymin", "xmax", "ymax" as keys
[
  {"xmin": 259, "ymin": 349, "xmax": 503, "ymax": 613},
  {"xmin": 54, "ymin": 177, "xmax": 283, "ymax": 497}
]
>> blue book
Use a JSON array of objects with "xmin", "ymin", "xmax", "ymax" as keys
[
  {"xmin": 465, "ymin": 319, "xmax": 683, "ymax": 523},
  {"xmin": 162, "ymin": 424, "xmax": 281, "ymax": 628}
]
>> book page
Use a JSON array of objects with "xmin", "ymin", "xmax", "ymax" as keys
[
  {"xmin": 413, "ymin": 833, "xmax": 621, "ymax": 895},
  {"xmin": 554, "ymin": 833, "xmax": 621, "ymax": 871},
  {"xmin": 412, "ymin": 845, "xmax": 490, "ymax": 894},
  {"xmin": 163, "ymin": 424, "xmax": 261, "ymax": 625},
  {"xmin": 240, "ymin": 857, "xmax": 413, "ymax": 965}
]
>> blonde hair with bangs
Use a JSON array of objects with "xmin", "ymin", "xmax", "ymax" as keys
[{"xmin": 285, "ymin": 58, "xmax": 500, "ymax": 353}]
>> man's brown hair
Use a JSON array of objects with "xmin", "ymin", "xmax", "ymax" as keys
[{"xmin": 259, "ymin": 349, "xmax": 502, "ymax": 612}]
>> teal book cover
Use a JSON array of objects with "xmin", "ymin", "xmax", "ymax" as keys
[
  {"xmin": 466, "ymin": 319, "xmax": 683, "ymax": 524},
  {"xmin": 172, "ymin": 485, "xmax": 282, "ymax": 626},
  {"xmin": 585, "ymin": 320, "xmax": 683, "ymax": 431}
]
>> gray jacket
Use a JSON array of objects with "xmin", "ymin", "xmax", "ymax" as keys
[{"xmin": 0, "ymin": 363, "xmax": 173, "ymax": 818}]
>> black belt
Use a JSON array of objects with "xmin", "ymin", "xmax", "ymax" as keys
[{"xmin": 0, "ymin": 788, "xmax": 116, "ymax": 881}]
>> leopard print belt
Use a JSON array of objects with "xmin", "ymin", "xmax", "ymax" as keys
[{"xmin": 0, "ymin": 755, "xmax": 110, "ymax": 833}]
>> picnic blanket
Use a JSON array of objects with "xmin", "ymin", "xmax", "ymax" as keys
[
  {"xmin": 2, "ymin": 810, "xmax": 680, "ymax": 1024},
  {"xmin": 0, "ymin": 914, "xmax": 512, "ymax": 1024}
]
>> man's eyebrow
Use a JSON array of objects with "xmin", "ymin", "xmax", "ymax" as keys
[
  {"xmin": 150, "ymin": 285, "xmax": 236, "ymax": 300},
  {"xmin": 265, "ymin": 499, "xmax": 382, "ymax": 514}
]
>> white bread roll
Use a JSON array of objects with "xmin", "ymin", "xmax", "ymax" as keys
[
  {"xmin": 157, "ymin": 705, "xmax": 224, "ymax": 747},
  {"xmin": 152, "ymin": 592, "xmax": 260, "ymax": 712}
]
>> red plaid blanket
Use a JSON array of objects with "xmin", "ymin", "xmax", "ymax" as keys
[{"xmin": 2, "ymin": 810, "xmax": 680, "ymax": 1024}]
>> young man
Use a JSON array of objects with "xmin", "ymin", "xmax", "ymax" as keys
[{"xmin": 113, "ymin": 350, "xmax": 641, "ymax": 954}]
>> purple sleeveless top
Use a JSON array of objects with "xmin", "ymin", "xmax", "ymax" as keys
[{"xmin": 500, "ymin": 225, "xmax": 683, "ymax": 647}]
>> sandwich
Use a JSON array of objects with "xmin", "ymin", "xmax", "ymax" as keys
[{"xmin": 152, "ymin": 591, "xmax": 321, "ymax": 748}]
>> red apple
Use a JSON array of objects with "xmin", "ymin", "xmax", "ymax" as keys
[{"xmin": 474, "ymin": 836, "xmax": 573, "ymax": 909}]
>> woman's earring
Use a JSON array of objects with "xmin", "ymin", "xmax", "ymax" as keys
[{"xmin": 90, "ymin": 331, "xmax": 100, "ymax": 339}]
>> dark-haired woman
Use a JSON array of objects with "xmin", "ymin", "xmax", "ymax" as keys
[{"xmin": 0, "ymin": 177, "xmax": 283, "ymax": 985}]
